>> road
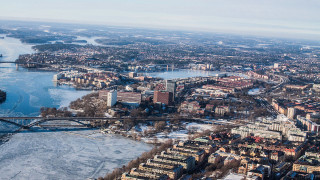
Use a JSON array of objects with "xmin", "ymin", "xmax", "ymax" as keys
[
  {"xmin": 255, "ymin": 95, "xmax": 279, "ymax": 118},
  {"xmin": 251, "ymin": 73, "xmax": 289, "ymax": 118}
]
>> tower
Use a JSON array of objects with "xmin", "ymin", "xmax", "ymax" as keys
[
  {"xmin": 166, "ymin": 80, "xmax": 176, "ymax": 101},
  {"xmin": 107, "ymin": 90, "xmax": 117, "ymax": 107}
]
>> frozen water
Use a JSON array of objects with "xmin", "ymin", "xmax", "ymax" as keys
[{"xmin": 0, "ymin": 129, "xmax": 152, "ymax": 180}]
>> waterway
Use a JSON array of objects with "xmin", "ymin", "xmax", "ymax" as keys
[
  {"xmin": 0, "ymin": 36, "xmax": 91, "ymax": 117},
  {"xmin": 0, "ymin": 36, "xmax": 152, "ymax": 179}
]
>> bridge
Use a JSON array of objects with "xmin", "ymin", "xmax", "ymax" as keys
[
  {"xmin": 0, "ymin": 116, "xmax": 239, "ymax": 130},
  {"xmin": 0, "ymin": 61, "xmax": 16, "ymax": 64},
  {"xmin": 0, "ymin": 117, "xmax": 178, "ymax": 130},
  {"xmin": 0, "ymin": 61, "xmax": 42, "ymax": 64}
]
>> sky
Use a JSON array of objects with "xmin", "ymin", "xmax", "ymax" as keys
[{"xmin": 1, "ymin": 0, "xmax": 320, "ymax": 39}]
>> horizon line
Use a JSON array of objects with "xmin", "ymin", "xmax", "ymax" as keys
[{"xmin": 0, "ymin": 16, "xmax": 319, "ymax": 42}]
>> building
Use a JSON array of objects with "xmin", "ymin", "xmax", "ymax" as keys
[
  {"xmin": 292, "ymin": 155, "xmax": 320, "ymax": 174},
  {"xmin": 282, "ymin": 171, "xmax": 315, "ymax": 180},
  {"xmin": 99, "ymin": 90, "xmax": 109, "ymax": 100},
  {"xmin": 179, "ymin": 101, "xmax": 201, "ymax": 113},
  {"xmin": 287, "ymin": 107, "xmax": 296, "ymax": 120},
  {"xmin": 153, "ymin": 154, "xmax": 195, "ymax": 172},
  {"xmin": 124, "ymin": 168, "xmax": 169, "ymax": 180},
  {"xmin": 107, "ymin": 90, "xmax": 117, "ymax": 107},
  {"xmin": 153, "ymin": 91, "xmax": 173, "ymax": 105},
  {"xmin": 274, "ymin": 63, "xmax": 279, "ymax": 69},
  {"xmin": 138, "ymin": 163, "xmax": 182, "ymax": 180},
  {"xmin": 215, "ymin": 106, "xmax": 230, "ymax": 116},
  {"xmin": 117, "ymin": 92, "xmax": 142, "ymax": 106},
  {"xmin": 297, "ymin": 115, "xmax": 320, "ymax": 134},
  {"xmin": 128, "ymin": 72, "xmax": 137, "ymax": 78},
  {"xmin": 167, "ymin": 148, "xmax": 205, "ymax": 164},
  {"xmin": 166, "ymin": 80, "xmax": 176, "ymax": 101}
]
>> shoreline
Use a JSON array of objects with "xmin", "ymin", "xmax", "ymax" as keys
[{"xmin": 0, "ymin": 90, "xmax": 6, "ymax": 104}]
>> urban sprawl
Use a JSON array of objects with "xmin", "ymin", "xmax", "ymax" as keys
[{"xmin": 2, "ymin": 24, "xmax": 320, "ymax": 180}]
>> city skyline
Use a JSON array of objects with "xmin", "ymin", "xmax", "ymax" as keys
[{"xmin": 1, "ymin": 0, "xmax": 320, "ymax": 40}]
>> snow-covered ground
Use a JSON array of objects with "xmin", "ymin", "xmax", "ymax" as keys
[
  {"xmin": 142, "ymin": 122, "xmax": 216, "ymax": 143},
  {"xmin": 248, "ymin": 88, "xmax": 265, "ymax": 95},
  {"xmin": 186, "ymin": 122, "xmax": 216, "ymax": 132},
  {"xmin": 0, "ymin": 129, "xmax": 152, "ymax": 180},
  {"xmin": 220, "ymin": 173, "xmax": 245, "ymax": 180}
]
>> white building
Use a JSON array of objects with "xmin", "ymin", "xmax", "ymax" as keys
[
  {"xmin": 231, "ymin": 116, "xmax": 307, "ymax": 141},
  {"xmin": 107, "ymin": 90, "xmax": 117, "ymax": 107},
  {"xmin": 287, "ymin": 107, "xmax": 296, "ymax": 120}
]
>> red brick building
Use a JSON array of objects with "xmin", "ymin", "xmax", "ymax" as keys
[{"xmin": 153, "ymin": 91, "xmax": 173, "ymax": 105}]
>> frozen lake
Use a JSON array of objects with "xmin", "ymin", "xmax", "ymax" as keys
[{"xmin": 0, "ymin": 129, "xmax": 152, "ymax": 180}]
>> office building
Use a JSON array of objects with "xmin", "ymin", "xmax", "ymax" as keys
[
  {"xmin": 166, "ymin": 80, "xmax": 176, "ymax": 101},
  {"xmin": 107, "ymin": 90, "xmax": 117, "ymax": 107}
]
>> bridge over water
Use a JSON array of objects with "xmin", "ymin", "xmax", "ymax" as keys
[
  {"xmin": 0, "ymin": 117, "xmax": 179, "ymax": 129},
  {"xmin": 0, "ymin": 61, "xmax": 16, "ymax": 63},
  {"xmin": 0, "ymin": 116, "xmax": 239, "ymax": 133},
  {"xmin": 0, "ymin": 61, "xmax": 42, "ymax": 64}
]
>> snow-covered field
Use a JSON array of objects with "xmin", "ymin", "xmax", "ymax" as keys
[
  {"xmin": 221, "ymin": 172, "xmax": 245, "ymax": 180},
  {"xmin": 143, "ymin": 122, "xmax": 216, "ymax": 143},
  {"xmin": 0, "ymin": 129, "xmax": 152, "ymax": 180}
]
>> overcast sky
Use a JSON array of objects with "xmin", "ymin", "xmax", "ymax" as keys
[{"xmin": 1, "ymin": 0, "xmax": 320, "ymax": 39}]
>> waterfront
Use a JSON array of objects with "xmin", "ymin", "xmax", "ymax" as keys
[
  {"xmin": 0, "ymin": 36, "xmax": 91, "ymax": 117},
  {"xmin": 0, "ymin": 36, "xmax": 152, "ymax": 179}
]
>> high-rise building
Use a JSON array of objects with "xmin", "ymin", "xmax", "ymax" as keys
[
  {"xmin": 274, "ymin": 63, "xmax": 279, "ymax": 69},
  {"xmin": 166, "ymin": 80, "xmax": 176, "ymax": 101},
  {"xmin": 107, "ymin": 90, "xmax": 117, "ymax": 107},
  {"xmin": 153, "ymin": 91, "xmax": 173, "ymax": 105},
  {"xmin": 287, "ymin": 107, "xmax": 296, "ymax": 119}
]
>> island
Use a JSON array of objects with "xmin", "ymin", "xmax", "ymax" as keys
[{"xmin": 0, "ymin": 90, "xmax": 6, "ymax": 103}]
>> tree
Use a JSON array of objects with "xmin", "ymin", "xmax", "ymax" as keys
[{"xmin": 154, "ymin": 121, "xmax": 166, "ymax": 131}]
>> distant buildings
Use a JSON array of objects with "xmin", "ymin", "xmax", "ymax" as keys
[
  {"xmin": 284, "ymin": 84, "xmax": 309, "ymax": 91},
  {"xmin": 247, "ymin": 71, "xmax": 269, "ymax": 80},
  {"xmin": 54, "ymin": 71, "xmax": 120, "ymax": 89}
]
